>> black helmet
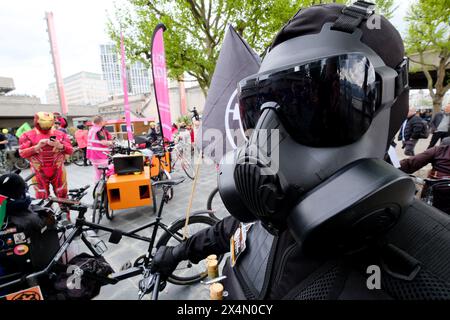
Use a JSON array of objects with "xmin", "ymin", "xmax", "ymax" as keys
[
  {"xmin": 0, "ymin": 173, "xmax": 27, "ymax": 200},
  {"xmin": 218, "ymin": 1, "xmax": 413, "ymax": 252}
]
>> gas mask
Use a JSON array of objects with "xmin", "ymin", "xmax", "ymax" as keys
[{"xmin": 218, "ymin": 4, "xmax": 415, "ymax": 253}]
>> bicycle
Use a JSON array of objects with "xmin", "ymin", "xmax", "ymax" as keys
[
  {"xmin": 206, "ymin": 186, "xmax": 229, "ymax": 221},
  {"xmin": 91, "ymin": 166, "xmax": 114, "ymax": 224},
  {"xmin": 91, "ymin": 142, "xmax": 162, "ymax": 223},
  {"xmin": 68, "ymin": 148, "xmax": 90, "ymax": 167},
  {"xmin": 168, "ymin": 141, "xmax": 196, "ymax": 180},
  {"xmin": 0, "ymin": 177, "xmax": 222, "ymax": 300},
  {"xmin": 150, "ymin": 144, "xmax": 174, "ymax": 200}
]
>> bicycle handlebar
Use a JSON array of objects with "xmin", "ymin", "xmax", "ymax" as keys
[
  {"xmin": 68, "ymin": 185, "xmax": 90, "ymax": 194},
  {"xmin": 410, "ymin": 174, "xmax": 450, "ymax": 186}
]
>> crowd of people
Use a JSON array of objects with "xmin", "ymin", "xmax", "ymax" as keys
[{"xmin": 398, "ymin": 103, "xmax": 450, "ymax": 156}]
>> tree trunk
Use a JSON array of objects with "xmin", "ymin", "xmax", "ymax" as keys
[{"xmin": 432, "ymin": 94, "xmax": 444, "ymax": 115}]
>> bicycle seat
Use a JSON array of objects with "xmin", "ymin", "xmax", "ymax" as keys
[
  {"xmin": 98, "ymin": 166, "xmax": 109, "ymax": 171},
  {"xmin": 152, "ymin": 177, "xmax": 185, "ymax": 187}
]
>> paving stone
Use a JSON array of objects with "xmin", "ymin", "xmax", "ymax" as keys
[{"xmin": 20, "ymin": 161, "xmax": 225, "ymax": 300}]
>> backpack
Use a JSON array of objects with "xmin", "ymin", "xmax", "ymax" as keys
[{"xmin": 52, "ymin": 253, "xmax": 114, "ymax": 300}]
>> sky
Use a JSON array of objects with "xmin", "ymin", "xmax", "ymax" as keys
[{"xmin": 0, "ymin": 0, "xmax": 413, "ymax": 102}]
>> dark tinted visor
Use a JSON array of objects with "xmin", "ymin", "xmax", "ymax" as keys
[{"xmin": 238, "ymin": 54, "xmax": 380, "ymax": 147}]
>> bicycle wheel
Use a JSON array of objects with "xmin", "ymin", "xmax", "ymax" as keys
[
  {"xmin": 181, "ymin": 157, "xmax": 195, "ymax": 180},
  {"xmin": 104, "ymin": 189, "xmax": 114, "ymax": 220},
  {"xmin": 156, "ymin": 214, "xmax": 222, "ymax": 285},
  {"xmin": 72, "ymin": 149, "xmax": 85, "ymax": 166},
  {"xmin": 14, "ymin": 158, "xmax": 29, "ymax": 170},
  {"xmin": 206, "ymin": 187, "xmax": 229, "ymax": 221},
  {"xmin": 92, "ymin": 180, "xmax": 104, "ymax": 224}
]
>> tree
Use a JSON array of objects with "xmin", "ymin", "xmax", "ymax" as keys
[
  {"xmin": 405, "ymin": 0, "xmax": 450, "ymax": 114},
  {"xmin": 108, "ymin": 0, "xmax": 346, "ymax": 96},
  {"xmin": 373, "ymin": 0, "xmax": 397, "ymax": 20}
]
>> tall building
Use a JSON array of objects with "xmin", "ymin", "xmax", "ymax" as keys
[
  {"xmin": 46, "ymin": 71, "xmax": 109, "ymax": 106},
  {"xmin": 100, "ymin": 44, "xmax": 151, "ymax": 96}
]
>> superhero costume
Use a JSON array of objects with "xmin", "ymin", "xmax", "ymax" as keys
[{"xmin": 19, "ymin": 112, "xmax": 73, "ymax": 199}]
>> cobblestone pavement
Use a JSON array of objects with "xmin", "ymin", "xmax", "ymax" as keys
[
  {"xmin": 18, "ymin": 136, "xmax": 436, "ymax": 300},
  {"xmin": 21, "ymin": 159, "xmax": 227, "ymax": 300}
]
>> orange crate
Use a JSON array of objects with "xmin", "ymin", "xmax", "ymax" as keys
[{"xmin": 106, "ymin": 167, "xmax": 153, "ymax": 211}]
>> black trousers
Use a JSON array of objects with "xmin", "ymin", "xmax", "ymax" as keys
[{"xmin": 428, "ymin": 131, "xmax": 450, "ymax": 149}]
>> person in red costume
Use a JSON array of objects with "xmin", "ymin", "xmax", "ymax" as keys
[{"xmin": 19, "ymin": 112, "xmax": 73, "ymax": 200}]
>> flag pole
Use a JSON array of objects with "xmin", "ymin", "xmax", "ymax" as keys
[
  {"xmin": 150, "ymin": 23, "xmax": 174, "ymax": 151},
  {"xmin": 120, "ymin": 32, "xmax": 134, "ymax": 153}
]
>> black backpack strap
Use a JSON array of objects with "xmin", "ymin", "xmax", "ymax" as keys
[{"xmin": 331, "ymin": 1, "xmax": 376, "ymax": 33}]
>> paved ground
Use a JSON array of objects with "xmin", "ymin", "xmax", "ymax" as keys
[
  {"xmin": 18, "ymin": 136, "xmax": 436, "ymax": 300},
  {"xmin": 21, "ymin": 157, "xmax": 227, "ymax": 300}
]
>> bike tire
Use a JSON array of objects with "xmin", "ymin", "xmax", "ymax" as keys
[
  {"xmin": 104, "ymin": 189, "xmax": 113, "ymax": 220},
  {"xmin": 92, "ymin": 192, "xmax": 101, "ymax": 224},
  {"xmin": 72, "ymin": 149, "xmax": 85, "ymax": 166},
  {"xmin": 14, "ymin": 158, "xmax": 29, "ymax": 170},
  {"xmin": 181, "ymin": 158, "xmax": 195, "ymax": 180},
  {"xmin": 206, "ymin": 187, "xmax": 219, "ymax": 211},
  {"xmin": 206, "ymin": 187, "xmax": 228, "ymax": 221},
  {"xmin": 156, "ymin": 214, "xmax": 221, "ymax": 285},
  {"xmin": 92, "ymin": 181, "xmax": 104, "ymax": 224}
]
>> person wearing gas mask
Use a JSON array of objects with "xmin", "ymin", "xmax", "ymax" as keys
[
  {"xmin": 19, "ymin": 112, "xmax": 73, "ymax": 200},
  {"xmin": 151, "ymin": 2, "xmax": 450, "ymax": 300}
]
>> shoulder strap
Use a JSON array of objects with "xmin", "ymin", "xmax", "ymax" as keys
[{"xmin": 331, "ymin": 1, "xmax": 376, "ymax": 33}]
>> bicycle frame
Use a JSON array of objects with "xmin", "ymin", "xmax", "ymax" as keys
[{"xmin": 0, "ymin": 184, "xmax": 180, "ymax": 294}]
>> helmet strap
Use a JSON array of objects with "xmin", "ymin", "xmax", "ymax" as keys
[{"xmin": 331, "ymin": 1, "xmax": 376, "ymax": 33}]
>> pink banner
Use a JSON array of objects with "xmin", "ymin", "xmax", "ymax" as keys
[
  {"xmin": 120, "ymin": 33, "xmax": 134, "ymax": 141},
  {"xmin": 151, "ymin": 24, "xmax": 173, "ymax": 142},
  {"xmin": 45, "ymin": 12, "xmax": 68, "ymax": 115}
]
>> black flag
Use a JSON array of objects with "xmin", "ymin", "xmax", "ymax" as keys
[{"xmin": 199, "ymin": 25, "xmax": 261, "ymax": 163}]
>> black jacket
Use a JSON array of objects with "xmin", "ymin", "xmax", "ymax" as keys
[
  {"xmin": 398, "ymin": 115, "xmax": 424, "ymax": 141},
  {"xmin": 179, "ymin": 201, "xmax": 450, "ymax": 300}
]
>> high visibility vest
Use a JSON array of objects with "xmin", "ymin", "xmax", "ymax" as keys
[{"xmin": 86, "ymin": 126, "xmax": 110, "ymax": 165}]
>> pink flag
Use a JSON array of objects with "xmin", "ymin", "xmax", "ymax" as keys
[
  {"xmin": 151, "ymin": 24, "xmax": 173, "ymax": 142},
  {"xmin": 120, "ymin": 33, "xmax": 134, "ymax": 141}
]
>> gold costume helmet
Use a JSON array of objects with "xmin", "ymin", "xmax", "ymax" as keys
[{"xmin": 34, "ymin": 112, "xmax": 55, "ymax": 133}]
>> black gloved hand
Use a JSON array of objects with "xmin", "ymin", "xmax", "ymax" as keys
[{"xmin": 151, "ymin": 245, "xmax": 185, "ymax": 280}]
